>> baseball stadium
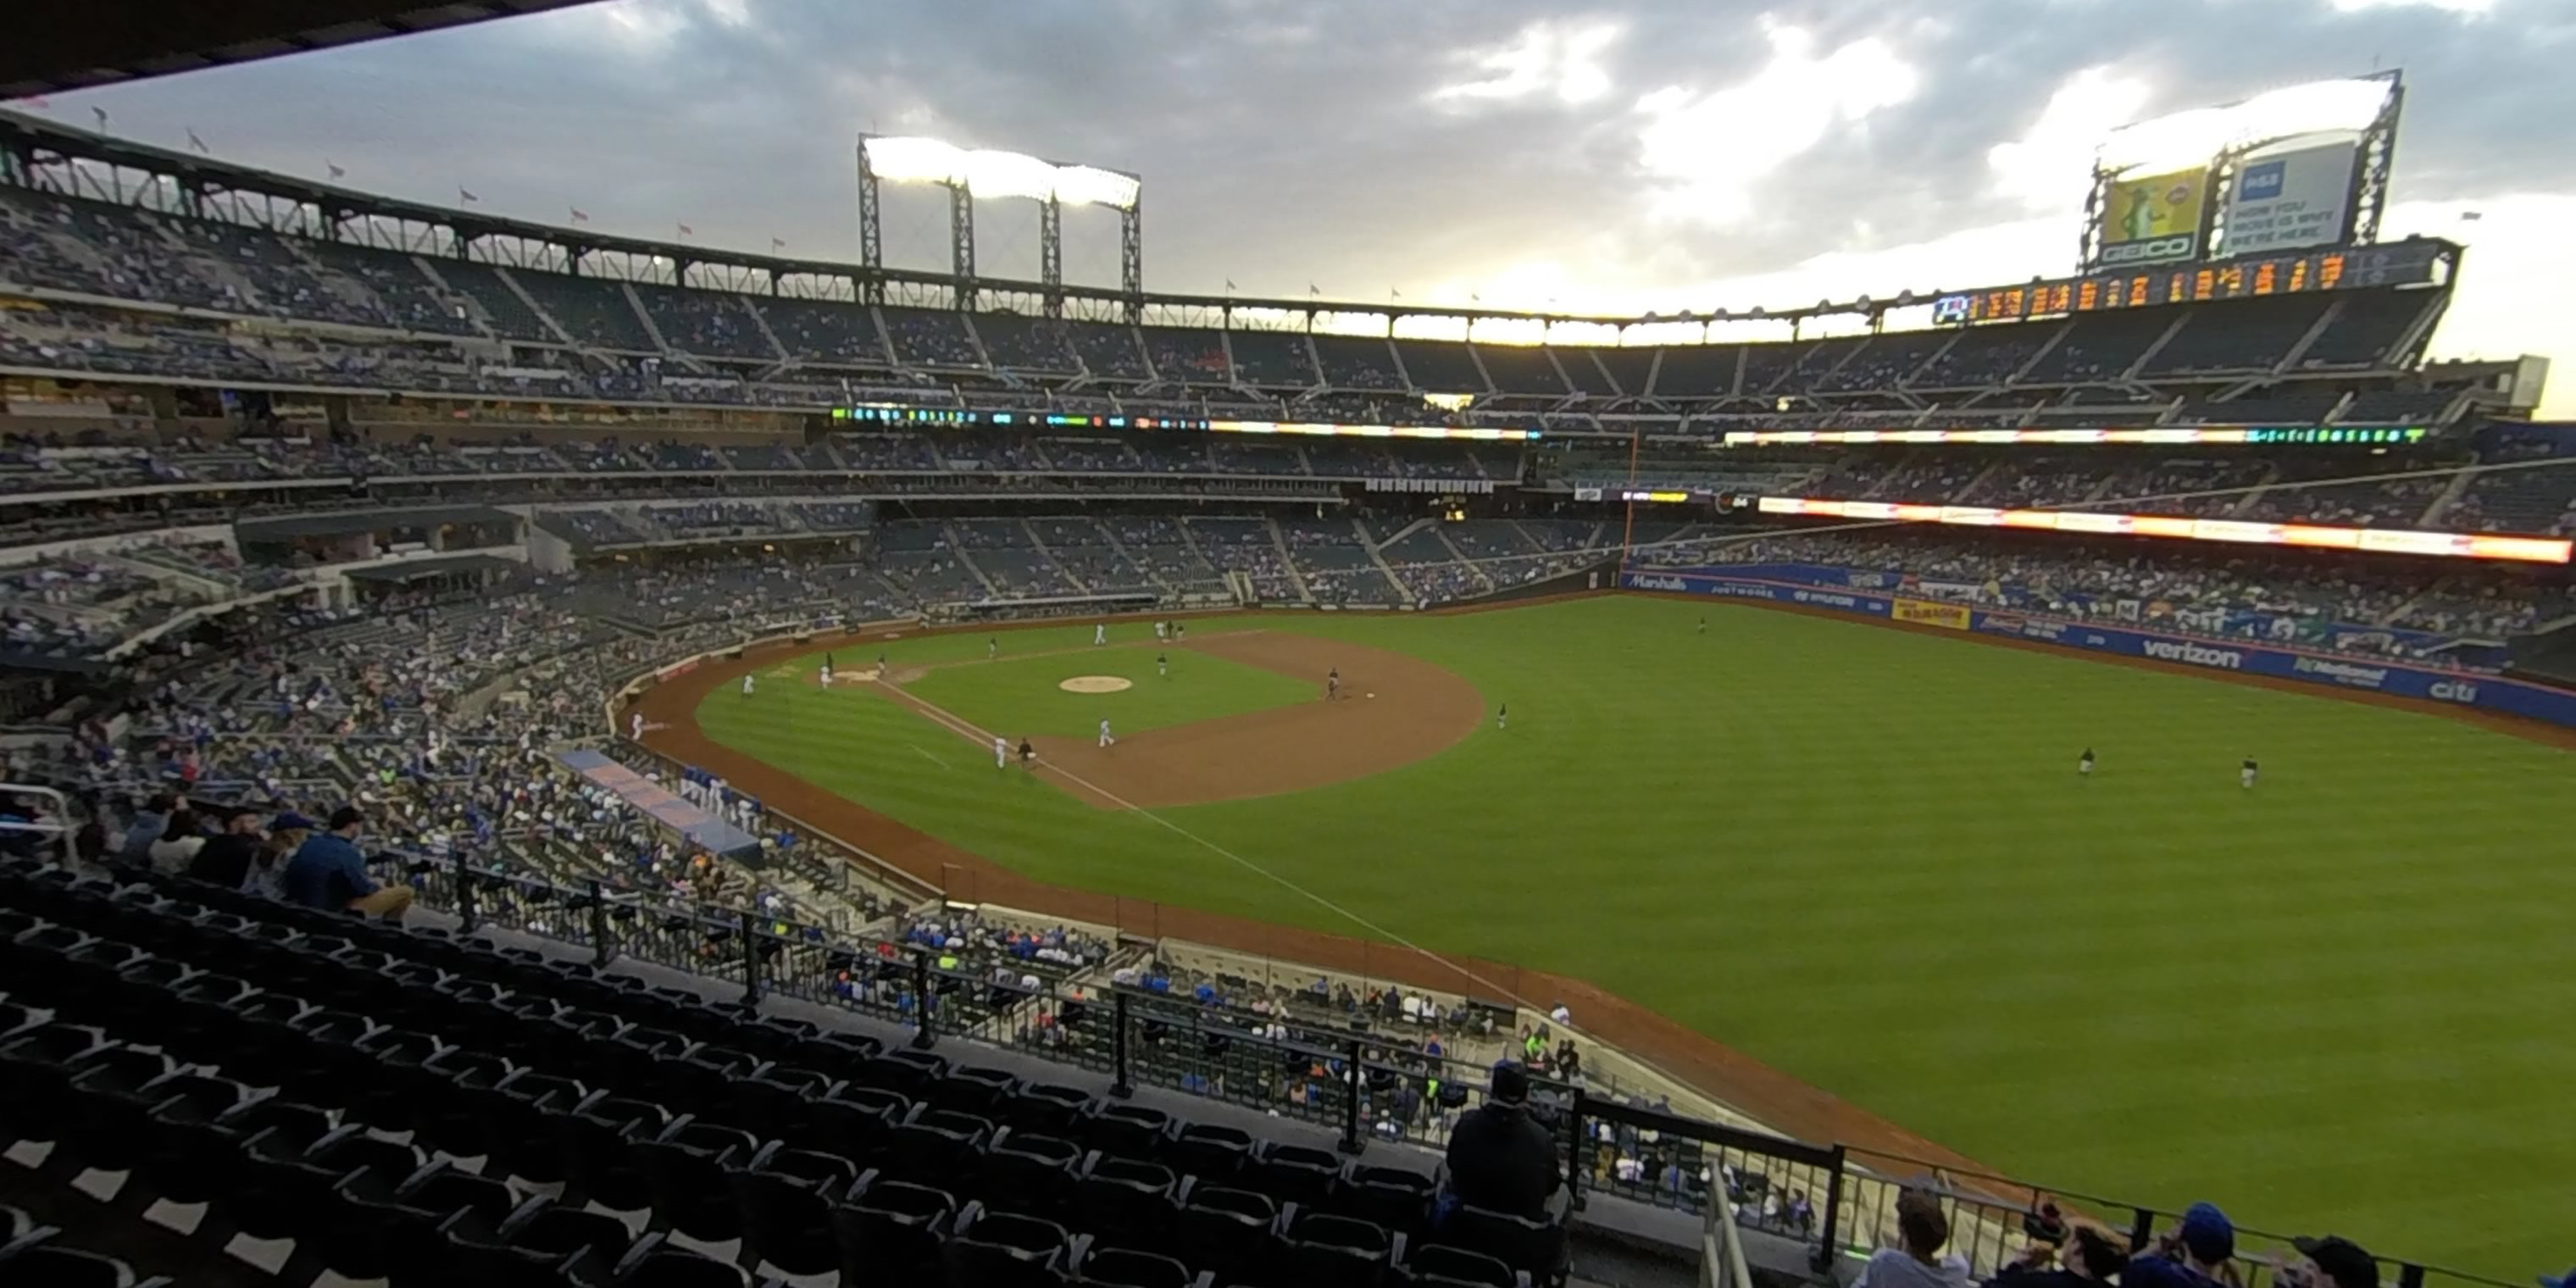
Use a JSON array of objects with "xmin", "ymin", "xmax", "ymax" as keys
[{"xmin": 0, "ymin": 8, "xmax": 2570, "ymax": 1288}]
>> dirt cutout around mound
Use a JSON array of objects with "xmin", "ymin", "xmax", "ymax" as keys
[
  {"xmin": 903, "ymin": 630, "xmax": 1488, "ymax": 809},
  {"xmin": 631, "ymin": 599, "xmax": 2029, "ymax": 1186}
]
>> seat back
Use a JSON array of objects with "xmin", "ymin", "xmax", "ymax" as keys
[{"xmin": 1437, "ymin": 1206, "xmax": 1564, "ymax": 1283}]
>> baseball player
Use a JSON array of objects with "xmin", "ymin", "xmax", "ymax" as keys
[
  {"xmin": 1156, "ymin": 620, "xmax": 1169, "ymax": 641},
  {"xmin": 820, "ymin": 653, "xmax": 835, "ymax": 687},
  {"xmin": 1697, "ymin": 616, "xmax": 1707, "ymax": 635},
  {"xmin": 630, "ymin": 712, "xmax": 645, "ymax": 740},
  {"xmin": 987, "ymin": 636, "xmax": 998, "ymax": 661},
  {"xmin": 1019, "ymin": 737, "xmax": 1035, "ymax": 769},
  {"xmin": 994, "ymin": 735, "xmax": 1008, "ymax": 769},
  {"xmin": 741, "ymin": 675, "xmax": 755, "ymax": 697},
  {"xmin": 1094, "ymin": 623, "xmax": 1107, "ymax": 646},
  {"xmin": 2078, "ymin": 747, "xmax": 2095, "ymax": 777},
  {"xmin": 1098, "ymin": 719, "xmax": 1115, "ymax": 748},
  {"xmin": 1158, "ymin": 652, "xmax": 1169, "ymax": 678},
  {"xmin": 2240, "ymin": 756, "xmax": 2258, "ymax": 789},
  {"xmin": 876, "ymin": 652, "xmax": 888, "ymax": 677},
  {"xmin": 1495, "ymin": 703, "xmax": 1507, "ymax": 730},
  {"xmin": 1174, "ymin": 622, "xmax": 1186, "ymax": 642},
  {"xmin": 1326, "ymin": 668, "xmax": 1340, "ymax": 701}
]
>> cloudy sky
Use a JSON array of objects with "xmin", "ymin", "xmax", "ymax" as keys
[{"xmin": 22, "ymin": 0, "xmax": 2576, "ymax": 413}]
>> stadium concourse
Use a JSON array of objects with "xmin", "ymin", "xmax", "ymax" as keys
[{"xmin": 3, "ymin": 128, "xmax": 2576, "ymax": 1288}]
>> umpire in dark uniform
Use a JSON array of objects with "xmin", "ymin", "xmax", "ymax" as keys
[{"xmin": 1438, "ymin": 1060, "xmax": 1562, "ymax": 1224}]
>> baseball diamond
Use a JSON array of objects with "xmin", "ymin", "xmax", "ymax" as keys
[{"xmin": 641, "ymin": 597, "xmax": 2576, "ymax": 1274}]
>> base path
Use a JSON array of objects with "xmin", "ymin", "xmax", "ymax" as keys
[
  {"xmin": 1019, "ymin": 631, "xmax": 1485, "ymax": 808},
  {"xmin": 631, "ymin": 602, "xmax": 2020, "ymax": 1186}
]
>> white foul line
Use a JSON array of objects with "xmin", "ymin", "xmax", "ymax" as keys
[
  {"xmin": 908, "ymin": 743, "xmax": 948, "ymax": 769},
  {"xmin": 873, "ymin": 680, "xmax": 1556, "ymax": 1020}
]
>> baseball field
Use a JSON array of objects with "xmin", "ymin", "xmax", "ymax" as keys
[{"xmin": 665, "ymin": 595, "xmax": 2574, "ymax": 1276}]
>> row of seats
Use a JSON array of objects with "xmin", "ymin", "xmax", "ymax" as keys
[
  {"xmin": 0, "ymin": 1204, "xmax": 174, "ymax": 1288},
  {"xmin": 0, "ymin": 861, "xmax": 1561, "ymax": 1286}
]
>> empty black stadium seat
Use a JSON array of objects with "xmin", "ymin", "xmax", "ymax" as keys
[
  {"xmin": 1435, "ymin": 1205, "xmax": 1566, "ymax": 1287},
  {"xmin": 1083, "ymin": 1102, "xmax": 1174, "ymax": 1160},
  {"xmin": 610, "ymin": 1233, "xmax": 752, "ymax": 1287},
  {"xmin": 832, "ymin": 1175, "xmax": 958, "ymax": 1285},
  {"xmin": 1251, "ymin": 1141, "xmax": 1345, "ymax": 1208},
  {"xmin": 1402, "ymin": 1243, "xmax": 1528, "ymax": 1287},
  {"xmin": 985, "ymin": 1131, "xmax": 1085, "ymax": 1217},
  {"xmin": 1169, "ymin": 1122, "xmax": 1255, "ymax": 1185},
  {"xmin": 634, "ymin": 1116, "xmax": 758, "ymax": 1241},
  {"xmin": 1173, "ymin": 1185, "xmax": 1280, "ymax": 1285},
  {"xmin": 1280, "ymin": 1210, "xmax": 1400, "ymax": 1287},
  {"xmin": 1078, "ymin": 1154, "xmax": 1181, "ymax": 1245},
  {"xmin": 946, "ymin": 1204, "xmax": 1079, "ymax": 1288},
  {"xmin": 725, "ymin": 1141, "xmax": 859, "ymax": 1277},
  {"xmin": 1075, "ymin": 1244, "xmax": 1208, "ymax": 1288}
]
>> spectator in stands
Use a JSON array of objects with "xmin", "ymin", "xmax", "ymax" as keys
[
  {"xmin": 2126, "ymin": 1202, "xmax": 2235, "ymax": 1288},
  {"xmin": 281, "ymin": 805, "xmax": 414, "ymax": 920},
  {"xmin": 1857, "ymin": 1190, "xmax": 1972, "ymax": 1288},
  {"xmin": 253, "ymin": 813, "xmax": 314, "ymax": 900},
  {"xmin": 119, "ymin": 791, "xmax": 174, "ymax": 863},
  {"xmin": 184, "ymin": 808, "xmax": 268, "ymax": 890},
  {"xmin": 1986, "ymin": 1222, "xmax": 2126, "ymax": 1288},
  {"xmin": 1437, "ymin": 1060, "xmax": 1561, "ymax": 1224},
  {"xmin": 147, "ymin": 808, "xmax": 207, "ymax": 874},
  {"xmin": 2286, "ymin": 1237, "xmax": 2379, "ymax": 1288}
]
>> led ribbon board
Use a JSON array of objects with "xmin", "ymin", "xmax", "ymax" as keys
[
  {"xmin": 1722, "ymin": 427, "xmax": 2429, "ymax": 447},
  {"xmin": 1757, "ymin": 496, "xmax": 2573, "ymax": 565}
]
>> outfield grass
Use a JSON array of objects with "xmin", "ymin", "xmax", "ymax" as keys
[
  {"xmin": 897, "ymin": 641, "xmax": 1314, "ymax": 739},
  {"xmin": 697, "ymin": 598, "xmax": 2575, "ymax": 1275}
]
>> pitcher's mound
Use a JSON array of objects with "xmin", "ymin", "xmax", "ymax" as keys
[{"xmin": 1060, "ymin": 675, "xmax": 1134, "ymax": 694}]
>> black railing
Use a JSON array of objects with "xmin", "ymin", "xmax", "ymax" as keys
[{"xmin": 398, "ymin": 853, "xmax": 2520, "ymax": 1288}]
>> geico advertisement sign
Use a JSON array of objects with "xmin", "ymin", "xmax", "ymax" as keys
[{"xmin": 2097, "ymin": 234, "xmax": 2198, "ymax": 266}]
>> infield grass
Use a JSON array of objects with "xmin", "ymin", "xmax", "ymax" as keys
[
  {"xmin": 898, "ymin": 641, "xmax": 1314, "ymax": 739},
  {"xmin": 697, "ymin": 597, "xmax": 2576, "ymax": 1276}
]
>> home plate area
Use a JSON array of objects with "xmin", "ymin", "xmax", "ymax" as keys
[{"xmin": 1023, "ymin": 634, "xmax": 1483, "ymax": 809}]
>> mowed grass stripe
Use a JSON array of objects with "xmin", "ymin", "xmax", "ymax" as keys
[
  {"xmin": 898, "ymin": 643, "xmax": 1314, "ymax": 740},
  {"xmin": 697, "ymin": 597, "xmax": 2574, "ymax": 1275}
]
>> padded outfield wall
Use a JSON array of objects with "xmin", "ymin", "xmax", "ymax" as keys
[{"xmin": 1622, "ymin": 565, "xmax": 2576, "ymax": 729}]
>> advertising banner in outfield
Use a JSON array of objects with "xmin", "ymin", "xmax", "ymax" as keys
[
  {"xmin": 1893, "ymin": 598, "xmax": 1971, "ymax": 630},
  {"xmin": 1625, "ymin": 569, "xmax": 2576, "ymax": 729},
  {"xmin": 2100, "ymin": 166, "xmax": 2210, "ymax": 265},
  {"xmin": 2220, "ymin": 141, "xmax": 2357, "ymax": 256}
]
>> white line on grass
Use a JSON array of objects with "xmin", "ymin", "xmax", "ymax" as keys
[
  {"xmin": 908, "ymin": 744, "xmax": 949, "ymax": 769},
  {"xmin": 874, "ymin": 681, "xmax": 1557, "ymax": 1020}
]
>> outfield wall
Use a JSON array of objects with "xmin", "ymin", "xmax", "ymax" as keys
[{"xmin": 1624, "ymin": 567, "xmax": 2576, "ymax": 730}]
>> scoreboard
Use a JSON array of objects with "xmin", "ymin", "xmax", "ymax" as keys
[{"xmin": 1929, "ymin": 241, "xmax": 2446, "ymax": 327}]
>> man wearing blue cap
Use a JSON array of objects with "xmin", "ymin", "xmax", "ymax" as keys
[{"xmin": 2126, "ymin": 1202, "xmax": 2235, "ymax": 1288}]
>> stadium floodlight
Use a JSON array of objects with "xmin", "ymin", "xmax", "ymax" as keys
[
  {"xmin": 2097, "ymin": 75, "xmax": 2394, "ymax": 175},
  {"xmin": 862, "ymin": 136, "xmax": 1141, "ymax": 210},
  {"xmin": 857, "ymin": 134, "xmax": 1144, "ymax": 317}
]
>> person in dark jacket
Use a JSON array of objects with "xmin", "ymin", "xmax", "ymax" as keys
[
  {"xmin": 1439, "ymin": 1061, "xmax": 1561, "ymax": 1224},
  {"xmin": 186, "ymin": 808, "xmax": 269, "ymax": 890},
  {"xmin": 1986, "ymin": 1222, "xmax": 2126, "ymax": 1288}
]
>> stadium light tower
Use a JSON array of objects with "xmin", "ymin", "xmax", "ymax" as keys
[{"xmin": 857, "ymin": 136, "xmax": 1142, "ymax": 318}]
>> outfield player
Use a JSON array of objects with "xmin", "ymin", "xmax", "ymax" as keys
[
  {"xmin": 1098, "ymin": 719, "xmax": 1115, "ymax": 748},
  {"xmin": 987, "ymin": 636, "xmax": 998, "ymax": 660},
  {"xmin": 994, "ymin": 735, "xmax": 1008, "ymax": 769},
  {"xmin": 1094, "ymin": 623, "xmax": 1107, "ymax": 646},
  {"xmin": 1496, "ymin": 703, "xmax": 1507, "ymax": 730},
  {"xmin": 2240, "ymin": 756, "xmax": 2258, "ymax": 789},
  {"xmin": 2079, "ymin": 747, "xmax": 2095, "ymax": 777},
  {"xmin": 741, "ymin": 675, "xmax": 755, "ymax": 697},
  {"xmin": 1698, "ymin": 616, "xmax": 1707, "ymax": 635},
  {"xmin": 1158, "ymin": 652, "xmax": 1169, "ymax": 678}
]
